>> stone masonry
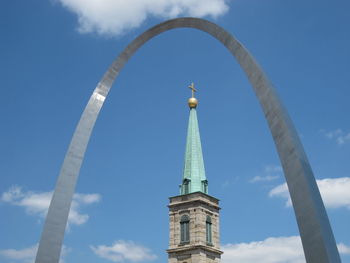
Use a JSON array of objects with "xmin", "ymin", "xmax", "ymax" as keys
[{"xmin": 167, "ymin": 192, "xmax": 223, "ymax": 263}]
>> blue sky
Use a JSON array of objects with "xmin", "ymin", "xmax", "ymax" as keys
[{"xmin": 1, "ymin": 0, "xmax": 350, "ymax": 262}]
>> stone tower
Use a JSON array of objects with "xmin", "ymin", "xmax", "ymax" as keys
[{"xmin": 167, "ymin": 84, "xmax": 223, "ymax": 263}]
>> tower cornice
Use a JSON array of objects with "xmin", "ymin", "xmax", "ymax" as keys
[
  {"xmin": 166, "ymin": 245, "xmax": 223, "ymax": 255},
  {"xmin": 169, "ymin": 191, "xmax": 220, "ymax": 202},
  {"xmin": 168, "ymin": 192, "xmax": 221, "ymax": 211}
]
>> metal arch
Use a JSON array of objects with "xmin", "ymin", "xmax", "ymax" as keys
[{"xmin": 35, "ymin": 17, "xmax": 341, "ymax": 263}]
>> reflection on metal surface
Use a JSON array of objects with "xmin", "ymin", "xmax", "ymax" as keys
[
  {"xmin": 35, "ymin": 17, "xmax": 341, "ymax": 263},
  {"xmin": 93, "ymin": 91, "xmax": 106, "ymax": 102}
]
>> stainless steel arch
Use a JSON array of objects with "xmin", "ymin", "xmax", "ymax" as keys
[{"xmin": 35, "ymin": 17, "xmax": 341, "ymax": 263}]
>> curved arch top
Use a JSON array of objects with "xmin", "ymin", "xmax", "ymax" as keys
[
  {"xmin": 181, "ymin": 215, "xmax": 190, "ymax": 222},
  {"xmin": 35, "ymin": 17, "xmax": 341, "ymax": 263}
]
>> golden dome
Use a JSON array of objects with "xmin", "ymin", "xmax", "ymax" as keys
[{"xmin": 188, "ymin": 97, "xmax": 198, "ymax": 108}]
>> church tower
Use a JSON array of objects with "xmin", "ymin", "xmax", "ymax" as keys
[{"xmin": 167, "ymin": 84, "xmax": 223, "ymax": 263}]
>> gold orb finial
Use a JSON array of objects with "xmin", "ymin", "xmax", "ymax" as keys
[
  {"xmin": 188, "ymin": 97, "xmax": 198, "ymax": 108},
  {"xmin": 188, "ymin": 82, "xmax": 198, "ymax": 108}
]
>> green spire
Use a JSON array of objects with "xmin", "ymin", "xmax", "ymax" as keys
[{"xmin": 180, "ymin": 84, "xmax": 208, "ymax": 195}]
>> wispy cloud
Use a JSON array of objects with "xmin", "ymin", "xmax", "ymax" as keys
[
  {"xmin": 1, "ymin": 186, "xmax": 101, "ymax": 226},
  {"xmin": 249, "ymin": 165, "xmax": 282, "ymax": 183},
  {"xmin": 0, "ymin": 244, "xmax": 69, "ymax": 263},
  {"xmin": 320, "ymin": 129, "xmax": 350, "ymax": 145},
  {"xmin": 269, "ymin": 177, "xmax": 350, "ymax": 209},
  {"xmin": 56, "ymin": 0, "xmax": 229, "ymax": 36},
  {"xmin": 222, "ymin": 236, "xmax": 350, "ymax": 263},
  {"xmin": 91, "ymin": 240, "xmax": 157, "ymax": 262},
  {"xmin": 250, "ymin": 175, "xmax": 279, "ymax": 183},
  {"xmin": 0, "ymin": 244, "xmax": 38, "ymax": 263}
]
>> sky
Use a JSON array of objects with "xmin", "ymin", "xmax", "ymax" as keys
[{"xmin": 1, "ymin": 0, "xmax": 350, "ymax": 262}]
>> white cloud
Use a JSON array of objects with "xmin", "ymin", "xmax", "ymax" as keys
[
  {"xmin": 222, "ymin": 236, "xmax": 350, "ymax": 263},
  {"xmin": 90, "ymin": 240, "xmax": 157, "ymax": 262},
  {"xmin": 321, "ymin": 129, "xmax": 350, "ymax": 145},
  {"xmin": 338, "ymin": 243, "xmax": 350, "ymax": 254},
  {"xmin": 249, "ymin": 165, "xmax": 282, "ymax": 183},
  {"xmin": 0, "ymin": 244, "xmax": 69, "ymax": 263},
  {"xmin": 269, "ymin": 177, "xmax": 350, "ymax": 209},
  {"xmin": 0, "ymin": 244, "xmax": 37, "ymax": 263},
  {"xmin": 1, "ymin": 186, "xmax": 101, "ymax": 226},
  {"xmin": 222, "ymin": 236, "xmax": 305, "ymax": 263},
  {"xmin": 56, "ymin": 0, "xmax": 229, "ymax": 36}
]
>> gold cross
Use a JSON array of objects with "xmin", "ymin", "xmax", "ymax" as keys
[{"xmin": 188, "ymin": 82, "xmax": 197, "ymax": 98}]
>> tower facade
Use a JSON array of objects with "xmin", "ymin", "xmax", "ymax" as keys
[{"xmin": 167, "ymin": 85, "xmax": 223, "ymax": 263}]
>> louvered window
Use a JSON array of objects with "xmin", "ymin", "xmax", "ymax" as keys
[
  {"xmin": 180, "ymin": 215, "xmax": 190, "ymax": 243},
  {"xmin": 206, "ymin": 216, "xmax": 212, "ymax": 244}
]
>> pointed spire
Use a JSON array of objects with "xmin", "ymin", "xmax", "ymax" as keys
[{"xmin": 180, "ymin": 83, "xmax": 208, "ymax": 195}]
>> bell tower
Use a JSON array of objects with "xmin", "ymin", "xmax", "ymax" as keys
[{"xmin": 167, "ymin": 84, "xmax": 223, "ymax": 263}]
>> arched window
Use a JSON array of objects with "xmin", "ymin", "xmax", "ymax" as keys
[
  {"xmin": 206, "ymin": 216, "xmax": 212, "ymax": 244},
  {"xmin": 180, "ymin": 215, "xmax": 190, "ymax": 243}
]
